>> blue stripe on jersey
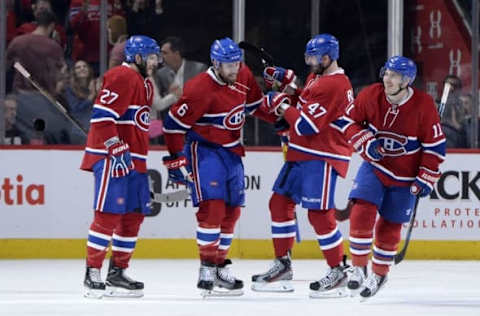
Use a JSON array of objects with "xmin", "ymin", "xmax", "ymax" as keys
[
  {"xmin": 197, "ymin": 231, "xmax": 220, "ymax": 242},
  {"xmin": 423, "ymin": 140, "xmax": 446, "ymax": 158},
  {"xmin": 91, "ymin": 107, "xmax": 118, "ymax": 120},
  {"xmin": 117, "ymin": 108, "xmax": 137, "ymax": 123},
  {"xmin": 197, "ymin": 115, "xmax": 225, "ymax": 127},
  {"xmin": 88, "ymin": 235, "xmax": 110, "ymax": 247},
  {"xmin": 163, "ymin": 113, "xmax": 189, "ymax": 132},
  {"xmin": 271, "ymin": 225, "xmax": 297, "ymax": 234},
  {"xmin": 317, "ymin": 230, "xmax": 342, "ymax": 247},
  {"xmin": 245, "ymin": 100, "xmax": 262, "ymax": 114},
  {"xmin": 112, "ymin": 239, "xmax": 136, "ymax": 249},
  {"xmin": 331, "ymin": 117, "xmax": 351, "ymax": 132},
  {"xmin": 296, "ymin": 117, "xmax": 318, "ymax": 136}
]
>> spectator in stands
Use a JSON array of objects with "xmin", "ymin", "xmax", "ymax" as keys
[
  {"xmin": 16, "ymin": 0, "xmax": 67, "ymax": 49},
  {"xmin": 6, "ymin": 0, "xmax": 17, "ymax": 45},
  {"xmin": 459, "ymin": 93, "xmax": 479, "ymax": 148},
  {"xmin": 125, "ymin": 0, "xmax": 165, "ymax": 38},
  {"xmin": 107, "ymin": 15, "xmax": 128, "ymax": 69},
  {"xmin": 7, "ymin": 9, "xmax": 65, "ymax": 96},
  {"xmin": 4, "ymin": 94, "xmax": 27, "ymax": 145},
  {"xmin": 69, "ymin": 0, "xmax": 124, "ymax": 74},
  {"xmin": 439, "ymin": 75, "xmax": 465, "ymax": 148},
  {"xmin": 153, "ymin": 36, "xmax": 208, "ymax": 116},
  {"xmin": 64, "ymin": 60, "xmax": 98, "ymax": 114}
]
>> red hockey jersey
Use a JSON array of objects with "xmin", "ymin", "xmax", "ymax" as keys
[
  {"xmin": 80, "ymin": 63, "xmax": 153, "ymax": 173},
  {"xmin": 163, "ymin": 64, "xmax": 267, "ymax": 156},
  {"xmin": 282, "ymin": 69, "xmax": 354, "ymax": 178},
  {"xmin": 338, "ymin": 83, "xmax": 446, "ymax": 186}
]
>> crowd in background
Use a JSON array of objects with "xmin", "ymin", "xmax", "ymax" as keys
[{"xmin": 2, "ymin": 0, "xmax": 478, "ymax": 148}]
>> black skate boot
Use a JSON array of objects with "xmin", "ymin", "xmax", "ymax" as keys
[
  {"xmin": 214, "ymin": 259, "xmax": 244, "ymax": 296},
  {"xmin": 251, "ymin": 256, "xmax": 294, "ymax": 292},
  {"xmin": 105, "ymin": 260, "xmax": 144, "ymax": 298},
  {"xmin": 359, "ymin": 272, "xmax": 387, "ymax": 300},
  {"xmin": 309, "ymin": 255, "xmax": 350, "ymax": 298},
  {"xmin": 84, "ymin": 267, "xmax": 105, "ymax": 299},
  {"xmin": 197, "ymin": 261, "xmax": 216, "ymax": 297}
]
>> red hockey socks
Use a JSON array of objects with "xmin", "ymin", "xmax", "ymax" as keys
[
  {"xmin": 195, "ymin": 199, "xmax": 226, "ymax": 264},
  {"xmin": 372, "ymin": 217, "xmax": 402, "ymax": 276},
  {"xmin": 269, "ymin": 193, "xmax": 296, "ymax": 258},
  {"xmin": 86, "ymin": 211, "xmax": 122, "ymax": 268},
  {"xmin": 308, "ymin": 209, "xmax": 344, "ymax": 267},
  {"xmin": 216, "ymin": 206, "xmax": 241, "ymax": 265},
  {"xmin": 348, "ymin": 199, "xmax": 377, "ymax": 267},
  {"xmin": 111, "ymin": 212, "xmax": 145, "ymax": 269}
]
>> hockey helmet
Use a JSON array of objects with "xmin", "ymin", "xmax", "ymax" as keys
[
  {"xmin": 381, "ymin": 56, "xmax": 417, "ymax": 85},
  {"xmin": 124, "ymin": 35, "xmax": 160, "ymax": 63},
  {"xmin": 305, "ymin": 33, "xmax": 339, "ymax": 61},
  {"xmin": 210, "ymin": 37, "xmax": 243, "ymax": 64}
]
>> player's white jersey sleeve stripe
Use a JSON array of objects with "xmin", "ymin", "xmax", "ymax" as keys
[
  {"xmin": 131, "ymin": 152, "xmax": 148, "ymax": 160},
  {"xmin": 168, "ymin": 111, "xmax": 192, "ymax": 129},
  {"xmin": 370, "ymin": 162, "xmax": 416, "ymax": 181},
  {"xmin": 93, "ymin": 104, "xmax": 120, "ymax": 118},
  {"xmin": 116, "ymin": 121, "xmax": 136, "ymax": 125},
  {"xmin": 223, "ymin": 139, "xmax": 241, "ymax": 148},
  {"xmin": 86, "ymin": 147, "xmax": 108, "ymax": 154},
  {"xmin": 163, "ymin": 128, "xmax": 187, "ymax": 134},
  {"xmin": 288, "ymin": 142, "xmax": 351, "ymax": 161},
  {"xmin": 423, "ymin": 150, "xmax": 445, "ymax": 161},
  {"xmin": 422, "ymin": 138, "xmax": 447, "ymax": 147},
  {"xmin": 245, "ymin": 98, "xmax": 263, "ymax": 114},
  {"xmin": 90, "ymin": 117, "xmax": 116, "ymax": 124}
]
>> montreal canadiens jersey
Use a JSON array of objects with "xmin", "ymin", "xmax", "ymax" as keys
[
  {"xmin": 283, "ymin": 69, "xmax": 354, "ymax": 178},
  {"xmin": 338, "ymin": 83, "xmax": 446, "ymax": 186},
  {"xmin": 80, "ymin": 63, "xmax": 153, "ymax": 173},
  {"xmin": 162, "ymin": 64, "xmax": 266, "ymax": 156}
]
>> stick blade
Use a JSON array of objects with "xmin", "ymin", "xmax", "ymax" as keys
[{"xmin": 152, "ymin": 190, "xmax": 190, "ymax": 203}]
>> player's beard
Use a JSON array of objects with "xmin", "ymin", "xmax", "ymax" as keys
[
  {"xmin": 312, "ymin": 59, "xmax": 332, "ymax": 75},
  {"xmin": 216, "ymin": 69, "xmax": 237, "ymax": 85},
  {"xmin": 136, "ymin": 60, "xmax": 148, "ymax": 78}
]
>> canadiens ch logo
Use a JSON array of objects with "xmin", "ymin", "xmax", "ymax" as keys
[
  {"xmin": 223, "ymin": 104, "xmax": 245, "ymax": 130},
  {"xmin": 376, "ymin": 131, "xmax": 408, "ymax": 156},
  {"xmin": 135, "ymin": 105, "xmax": 150, "ymax": 132}
]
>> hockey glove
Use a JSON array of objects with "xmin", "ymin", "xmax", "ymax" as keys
[
  {"xmin": 162, "ymin": 153, "xmax": 191, "ymax": 184},
  {"xmin": 106, "ymin": 139, "xmax": 135, "ymax": 178},
  {"xmin": 263, "ymin": 66, "xmax": 296, "ymax": 92},
  {"xmin": 350, "ymin": 129, "xmax": 385, "ymax": 162},
  {"xmin": 410, "ymin": 168, "xmax": 440, "ymax": 197},
  {"xmin": 262, "ymin": 91, "xmax": 291, "ymax": 116}
]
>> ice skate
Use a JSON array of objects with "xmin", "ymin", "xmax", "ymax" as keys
[
  {"xmin": 84, "ymin": 267, "xmax": 105, "ymax": 299},
  {"xmin": 347, "ymin": 265, "xmax": 367, "ymax": 296},
  {"xmin": 210, "ymin": 259, "xmax": 244, "ymax": 297},
  {"xmin": 309, "ymin": 257, "xmax": 349, "ymax": 298},
  {"xmin": 359, "ymin": 272, "xmax": 387, "ymax": 301},
  {"xmin": 251, "ymin": 256, "xmax": 294, "ymax": 292},
  {"xmin": 104, "ymin": 261, "xmax": 144, "ymax": 298},
  {"xmin": 197, "ymin": 261, "xmax": 216, "ymax": 297}
]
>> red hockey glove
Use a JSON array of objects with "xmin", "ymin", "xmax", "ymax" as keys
[
  {"xmin": 106, "ymin": 139, "xmax": 135, "ymax": 178},
  {"xmin": 262, "ymin": 91, "xmax": 291, "ymax": 116},
  {"xmin": 263, "ymin": 66, "xmax": 296, "ymax": 92},
  {"xmin": 350, "ymin": 129, "xmax": 385, "ymax": 162},
  {"xmin": 410, "ymin": 168, "xmax": 440, "ymax": 197}
]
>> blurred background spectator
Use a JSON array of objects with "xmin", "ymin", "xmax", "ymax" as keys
[
  {"xmin": 107, "ymin": 14, "xmax": 128, "ymax": 68},
  {"xmin": 4, "ymin": 94, "xmax": 27, "ymax": 145},
  {"xmin": 439, "ymin": 75, "xmax": 466, "ymax": 148}
]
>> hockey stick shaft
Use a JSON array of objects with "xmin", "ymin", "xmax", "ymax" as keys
[
  {"xmin": 13, "ymin": 62, "xmax": 88, "ymax": 136},
  {"xmin": 394, "ymin": 81, "xmax": 451, "ymax": 264}
]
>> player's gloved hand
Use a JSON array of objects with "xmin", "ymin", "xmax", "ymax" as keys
[
  {"xmin": 263, "ymin": 66, "xmax": 296, "ymax": 92},
  {"xmin": 350, "ymin": 129, "xmax": 385, "ymax": 162},
  {"xmin": 274, "ymin": 118, "xmax": 290, "ymax": 142},
  {"xmin": 162, "ymin": 153, "xmax": 191, "ymax": 184},
  {"xmin": 105, "ymin": 138, "xmax": 135, "ymax": 178},
  {"xmin": 262, "ymin": 91, "xmax": 291, "ymax": 116},
  {"xmin": 410, "ymin": 168, "xmax": 440, "ymax": 197}
]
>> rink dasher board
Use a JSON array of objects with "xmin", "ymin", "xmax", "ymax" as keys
[{"xmin": 0, "ymin": 147, "xmax": 479, "ymax": 259}]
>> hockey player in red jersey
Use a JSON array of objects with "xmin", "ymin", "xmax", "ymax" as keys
[
  {"xmin": 162, "ymin": 37, "xmax": 273, "ymax": 297},
  {"xmin": 339, "ymin": 56, "xmax": 446, "ymax": 299},
  {"xmin": 80, "ymin": 35, "xmax": 160, "ymax": 298},
  {"xmin": 250, "ymin": 34, "xmax": 354, "ymax": 298}
]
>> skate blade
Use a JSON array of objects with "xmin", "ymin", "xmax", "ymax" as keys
[
  {"xmin": 83, "ymin": 287, "xmax": 104, "ymax": 299},
  {"xmin": 251, "ymin": 281, "xmax": 294, "ymax": 293},
  {"xmin": 309, "ymin": 287, "xmax": 348, "ymax": 299},
  {"xmin": 348, "ymin": 287, "xmax": 362, "ymax": 297},
  {"xmin": 104, "ymin": 286, "xmax": 144, "ymax": 298},
  {"xmin": 200, "ymin": 288, "xmax": 244, "ymax": 298}
]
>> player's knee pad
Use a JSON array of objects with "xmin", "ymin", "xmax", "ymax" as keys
[
  {"xmin": 269, "ymin": 192, "xmax": 295, "ymax": 222},
  {"xmin": 375, "ymin": 217, "xmax": 402, "ymax": 249},
  {"xmin": 307, "ymin": 209, "xmax": 336, "ymax": 234},
  {"xmin": 91, "ymin": 210, "xmax": 122, "ymax": 232},
  {"xmin": 350, "ymin": 199, "xmax": 378, "ymax": 236},
  {"xmin": 196, "ymin": 199, "xmax": 226, "ymax": 227},
  {"xmin": 222, "ymin": 206, "xmax": 241, "ymax": 231}
]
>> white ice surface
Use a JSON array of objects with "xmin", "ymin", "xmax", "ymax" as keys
[{"xmin": 0, "ymin": 259, "xmax": 479, "ymax": 316}]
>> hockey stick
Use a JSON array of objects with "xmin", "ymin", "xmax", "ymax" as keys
[
  {"xmin": 151, "ymin": 164, "xmax": 192, "ymax": 204},
  {"xmin": 13, "ymin": 62, "xmax": 87, "ymax": 136},
  {"xmin": 393, "ymin": 81, "xmax": 451, "ymax": 264},
  {"xmin": 238, "ymin": 41, "xmax": 275, "ymax": 67}
]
